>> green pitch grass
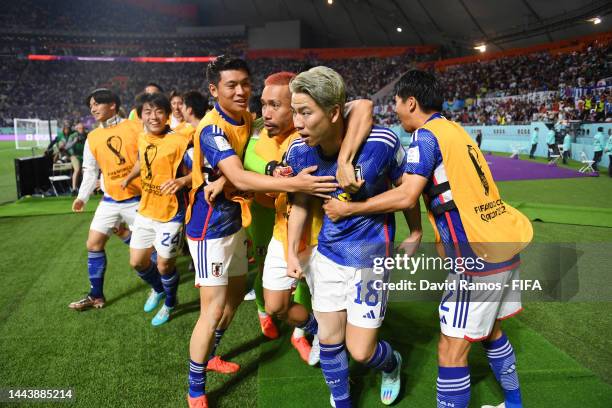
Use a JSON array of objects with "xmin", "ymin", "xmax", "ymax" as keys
[{"xmin": 0, "ymin": 142, "xmax": 611, "ymax": 407}]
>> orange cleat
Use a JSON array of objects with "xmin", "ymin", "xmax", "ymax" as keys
[
  {"xmin": 206, "ymin": 356, "xmax": 240, "ymax": 374},
  {"xmin": 187, "ymin": 394, "xmax": 208, "ymax": 408},
  {"xmin": 291, "ymin": 335, "xmax": 312, "ymax": 364},
  {"xmin": 259, "ymin": 313, "xmax": 279, "ymax": 339}
]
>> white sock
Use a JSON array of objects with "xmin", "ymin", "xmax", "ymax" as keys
[{"xmin": 293, "ymin": 327, "xmax": 305, "ymax": 339}]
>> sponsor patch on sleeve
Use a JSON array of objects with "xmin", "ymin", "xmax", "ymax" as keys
[
  {"xmin": 406, "ymin": 146, "xmax": 420, "ymax": 163},
  {"xmin": 214, "ymin": 136, "xmax": 232, "ymax": 151}
]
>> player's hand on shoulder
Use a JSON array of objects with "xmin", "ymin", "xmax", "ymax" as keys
[
  {"xmin": 322, "ymin": 197, "xmax": 348, "ymax": 222},
  {"xmin": 286, "ymin": 254, "xmax": 303, "ymax": 279},
  {"xmin": 336, "ymin": 161, "xmax": 364, "ymax": 194},
  {"xmin": 72, "ymin": 198, "xmax": 85, "ymax": 212},
  {"xmin": 272, "ymin": 165, "xmax": 294, "ymax": 178},
  {"xmin": 291, "ymin": 165, "xmax": 338, "ymax": 197}
]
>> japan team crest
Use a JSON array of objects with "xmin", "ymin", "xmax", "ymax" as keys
[{"xmin": 211, "ymin": 262, "xmax": 223, "ymax": 277}]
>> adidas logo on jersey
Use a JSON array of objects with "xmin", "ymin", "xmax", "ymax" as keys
[{"xmin": 362, "ymin": 310, "xmax": 376, "ymax": 319}]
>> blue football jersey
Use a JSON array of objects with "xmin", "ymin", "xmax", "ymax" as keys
[
  {"xmin": 287, "ymin": 126, "xmax": 406, "ymax": 268},
  {"xmin": 185, "ymin": 125, "xmax": 242, "ymax": 240},
  {"xmin": 404, "ymin": 113, "xmax": 519, "ymax": 273}
]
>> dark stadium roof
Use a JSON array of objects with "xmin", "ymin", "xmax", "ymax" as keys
[{"xmin": 197, "ymin": 0, "xmax": 612, "ymax": 52}]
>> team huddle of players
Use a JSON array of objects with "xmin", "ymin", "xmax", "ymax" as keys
[{"xmin": 68, "ymin": 56, "xmax": 533, "ymax": 408}]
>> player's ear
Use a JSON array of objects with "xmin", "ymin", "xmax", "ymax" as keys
[
  {"xmin": 208, "ymin": 83, "xmax": 218, "ymax": 99},
  {"xmin": 409, "ymin": 97, "xmax": 418, "ymax": 113},
  {"xmin": 329, "ymin": 104, "xmax": 341, "ymax": 123}
]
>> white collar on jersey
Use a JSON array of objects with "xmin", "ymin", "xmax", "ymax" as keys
[{"xmin": 99, "ymin": 115, "xmax": 123, "ymax": 128}]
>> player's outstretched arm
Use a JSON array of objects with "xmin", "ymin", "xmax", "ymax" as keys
[
  {"xmin": 287, "ymin": 192, "xmax": 310, "ymax": 279},
  {"xmin": 217, "ymin": 155, "xmax": 337, "ymax": 196},
  {"xmin": 337, "ymin": 99, "xmax": 373, "ymax": 193},
  {"xmin": 120, "ymin": 159, "xmax": 140, "ymax": 189},
  {"xmin": 323, "ymin": 173, "xmax": 428, "ymax": 222}
]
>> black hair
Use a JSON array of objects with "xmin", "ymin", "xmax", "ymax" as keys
[
  {"xmin": 146, "ymin": 82, "xmax": 164, "ymax": 93},
  {"xmin": 598, "ymin": 127, "xmax": 604, "ymax": 132},
  {"xmin": 85, "ymin": 88, "xmax": 121, "ymax": 110},
  {"xmin": 169, "ymin": 90, "xmax": 182, "ymax": 100},
  {"xmin": 394, "ymin": 70, "xmax": 443, "ymax": 113},
  {"xmin": 249, "ymin": 95, "xmax": 262, "ymax": 118},
  {"xmin": 182, "ymin": 90, "xmax": 209, "ymax": 119},
  {"xmin": 206, "ymin": 55, "xmax": 250, "ymax": 86},
  {"xmin": 136, "ymin": 92, "xmax": 171, "ymax": 117}
]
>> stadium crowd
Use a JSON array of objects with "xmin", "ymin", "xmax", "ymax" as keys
[
  {"xmin": 0, "ymin": 0, "xmax": 191, "ymax": 32},
  {"xmin": 375, "ymin": 41, "xmax": 612, "ymax": 126},
  {"xmin": 1, "ymin": 53, "xmax": 422, "ymax": 127},
  {"xmin": 0, "ymin": 34, "xmax": 245, "ymax": 58},
  {"xmin": 4, "ymin": 39, "xmax": 609, "ymax": 129}
]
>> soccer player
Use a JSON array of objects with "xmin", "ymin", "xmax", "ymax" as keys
[
  {"xmin": 323, "ymin": 70, "xmax": 533, "ymax": 408},
  {"xmin": 182, "ymin": 91, "xmax": 209, "ymax": 127},
  {"xmin": 68, "ymin": 89, "xmax": 144, "ymax": 310},
  {"xmin": 286, "ymin": 67, "xmax": 407, "ymax": 407},
  {"xmin": 186, "ymin": 56, "xmax": 338, "ymax": 408},
  {"xmin": 128, "ymin": 82, "xmax": 164, "ymax": 121},
  {"xmin": 245, "ymin": 71, "xmax": 375, "ymax": 364},
  {"xmin": 121, "ymin": 92, "xmax": 190, "ymax": 326},
  {"xmin": 169, "ymin": 90, "xmax": 185, "ymax": 130}
]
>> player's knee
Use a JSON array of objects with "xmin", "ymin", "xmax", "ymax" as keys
[
  {"xmin": 264, "ymin": 300, "xmax": 288, "ymax": 319},
  {"xmin": 347, "ymin": 344, "xmax": 374, "ymax": 364},
  {"xmin": 86, "ymin": 238, "xmax": 104, "ymax": 252},
  {"xmin": 201, "ymin": 303, "xmax": 224, "ymax": 326},
  {"xmin": 438, "ymin": 336, "xmax": 469, "ymax": 366},
  {"xmin": 129, "ymin": 257, "xmax": 147, "ymax": 271},
  {"xmin": 156, "ymin": 263, "xmax": 172, "ymax": 275}
]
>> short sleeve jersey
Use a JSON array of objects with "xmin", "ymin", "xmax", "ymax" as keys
[{"xmin": 286, "ymin": 126, "xmax": 406, "ymax": 268}]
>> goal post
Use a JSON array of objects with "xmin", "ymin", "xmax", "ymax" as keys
[{"xmin": 14, "ymin": 118, "xmax": 57, "ymax": 150}]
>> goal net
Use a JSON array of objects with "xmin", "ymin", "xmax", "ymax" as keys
[{"xmin": 14, "ymin": 118, "xmax": 58, "ymax": 150}]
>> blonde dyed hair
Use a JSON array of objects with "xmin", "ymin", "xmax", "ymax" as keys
[{"xmin": 289, "ymin": 66, "xmax": 346, "ymax": 113}]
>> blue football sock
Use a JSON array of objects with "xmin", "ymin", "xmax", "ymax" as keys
[
  {"xmin": 365, "ymin": 340, "xmax": 398, "ymax": 373},
  {"xmin": 483, "ymin": 333, "xmax": 522, "ymax": 408},
  {"xmin": 208, "ymin": 329, "xmax": 225, "ymax": 361},
  {"xmin": 121, "ymin": 233, "xmax": 131, "ymax": 245},
  {"xmin": 297, "ymin": 313, "xmax": 318, "ymax": 335},
  {"xmin": 320, "ymin": 342, "xmax": 351, "ymax": 408},
  {"xmin": 150, "ymin": 250, "xmax": 158, "ymax": 265},
  {"xmin": 87, "ymin": 250, "xmax": 106, "ymax": 298},
  {"xmin": 136, "ymin": 262, "xmax": 164, "ymax": 294},
  {"xmin": 188, "ymin": 359, "xmax": 206, "ymax": 398},
  {"xmin": 161, "ymin": 269, "xmax": 179, "ymax": 307},
  {"xmin": 437, "ymin": 366, "xmax": 470, "ymax": 408}
]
